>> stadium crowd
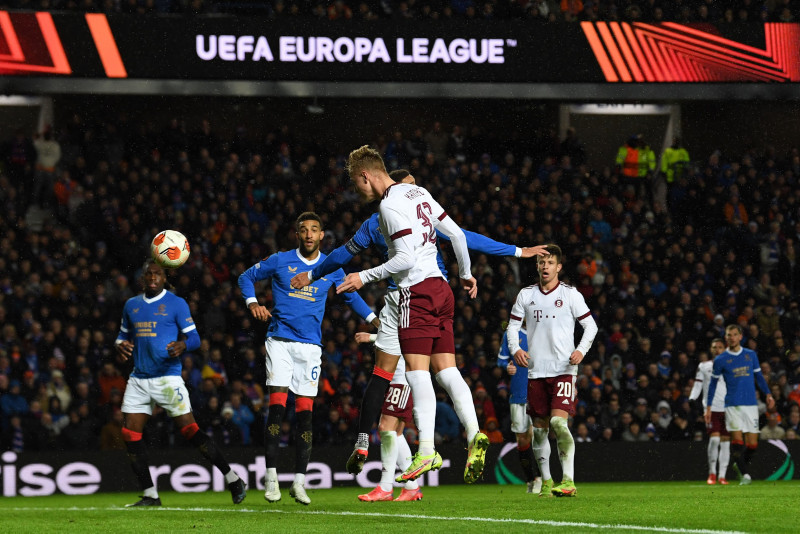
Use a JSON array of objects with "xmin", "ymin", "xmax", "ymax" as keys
[
  {"xmin": 1, "ymin": 111, "xmax": 800, "ymax": 456},
  {"xmin": 4, "ymin": 0, "xmax": 800, "ymax": 23}
]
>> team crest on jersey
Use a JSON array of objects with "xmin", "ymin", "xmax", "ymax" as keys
[
  {"xmin": 154, "ymin": 304, "xmax": 168, "ymax": 316},
  {"xmin": 555, "ymin": 299, "xmax": 563, "ymax": 308},
  {"xmin": 288, "ymin": 266, "xmax": 298, "ymax": 273},
  {"xmin": 744, "ymin": 354, "xmax": 750, "ymax": 361},
  {"xmin": 132, "ymin": 308, "xmax": 139, "ymax": 314}
]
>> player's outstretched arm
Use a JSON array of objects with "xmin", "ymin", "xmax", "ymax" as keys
[
  {"xmin": 292, "ymin": 243, "xmax": 356, "ymax": 289},
  {"xmin": 520, "ymin": 245, "xmax": 549, "ymax": 258}
]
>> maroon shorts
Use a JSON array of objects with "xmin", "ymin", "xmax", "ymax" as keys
[
  {"xmin": 527, "ymin": 375, "xmax": 577, "ymax": 418},
  {"xmin": 398, "ymin": 277, "xmax": 455, "ymax": 355},
  {"xmin": 707, "ymin": 410, "xmax": 729, "ymax": 437},
  {"xmin": 381, "ymin": 383, "xmax": 414, "ymax": 423}
]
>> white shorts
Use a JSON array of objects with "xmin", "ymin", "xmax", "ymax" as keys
[
  {"xmin": 510, "ymin": 403, "xmax": 532, "ymax": 434},
  {"xmin": 725, "ymin": 405, "xmax": 760, "ymax": 434},
  {"xmin": 265, "ymin": 337, "xmax": 322, "ymax": 397},
  {"xmin": 122, "ymin": 375, "xmax": 191, "ymax": 417},
  {"xmin": 375, "ymin": 290, "xmax": 401, "ymax": 357}
]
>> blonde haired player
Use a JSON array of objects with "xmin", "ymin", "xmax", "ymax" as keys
[
  {"xmin": 337, "ymin": 145, "xmax": 488, "ymax": 484},
  {"xmin": 506, "ymin": 245, "xmax": 597, "ymax": 497}
]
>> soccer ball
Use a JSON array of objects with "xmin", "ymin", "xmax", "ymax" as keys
[{"xmin": 151, "ymin": 230, "xmax": 190, "ymax": 268}]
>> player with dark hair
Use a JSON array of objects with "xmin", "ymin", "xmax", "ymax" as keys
[
  {"xmin": 690, "ymin": 338, "xmax": 730, "ymax": 485},
  {"xmin": 507, "ymin": 244, "xmax": 598, "ymax": 497},
  {"xmin": 238, "ymin": 211, "xmax": 378, "ymax": 505},
  {"xmin": 498, "ymin": 327, "xmax": 542, "ymax": 494},
  {"xmin": 705, "ymin": 324, "xmax": 775, "ymax": 485},
  {"xmin": 291, "ymin": 167, "xmax": 544, "ymax": 485},
  {"xmin": 115, "ymin": 260, "xmax": 247, "ymax": 507}
]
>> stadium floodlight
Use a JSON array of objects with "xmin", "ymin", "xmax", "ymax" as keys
[{"xmin": 306, "ymin": 96, "xmax": 324, "ymax": 114}]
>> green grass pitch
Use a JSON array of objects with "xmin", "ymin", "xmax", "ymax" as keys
[{"xmin": 2, "ymin": 481, "xmax": 797, "ymax": 533}]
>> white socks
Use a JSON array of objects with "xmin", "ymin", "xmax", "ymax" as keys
[
  {"xmin": 708, "ymin": 436, "xmax": 721, "ymax": 475},
  {"xmin": 379, "ymin": 430, "xmax": 398, "ymax": 492},
  {"xmin": 533, "ymin": 426, "xmax": 552, "ymax": 481},
  {"xmin": 435, "ymin": 367, "xmax": 479, "ymax": 442},
  {"xmin": 550, "ymin": 416, "xmax": 575, "ymax": 481},
  {"xmin": 719, "ymin": 440, "xmax": 730, "ymax": 479},
  {"xmin": 293, "ymin": 472, "xmax": 305, "ymax": 486},
  {"xmin": 143, "ymin": 486, "xmax": 158, "ymax": 499},
  {"xmin": 224, "ymin": 470, "xmax": 239, "ymax": 484},
  {"xmin": 406, "ymin": 370, "xmax": 436, "ymax": 455},
  {"xmin": 380, "ymin": 430, "xmax": 419, "ymax": 491}
]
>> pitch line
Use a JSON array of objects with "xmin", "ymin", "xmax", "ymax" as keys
[{"xmin": 3, "ymin": 506, "xmax": 746, "ymax": 534}]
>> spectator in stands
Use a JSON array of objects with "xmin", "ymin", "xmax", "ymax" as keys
[{"xmin": 760, "ymin": 411, "xmax": 786, "ymax": 440}]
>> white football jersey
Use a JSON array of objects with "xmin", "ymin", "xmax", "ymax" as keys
[
  {"xmin": 509, "ymin": 282, "xmax": 593, "ymax": 378},
  {"xmin": 378, "ymin": 183, "xmax": 447, "ymax": 288},
  {"xmin": 691, "ymin": 360, "xmax": 726, "ymax": 412}
]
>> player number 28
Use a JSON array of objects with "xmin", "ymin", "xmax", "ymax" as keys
[{"xmin": 385, "ymin": 386, "xmax": 401, "ymax": 404}]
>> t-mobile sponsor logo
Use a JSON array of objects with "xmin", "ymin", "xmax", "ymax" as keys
[{"xmin": 196, "ymin": 35, "xmax": 510, "ymax": 64}]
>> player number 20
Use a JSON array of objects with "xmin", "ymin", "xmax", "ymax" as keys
[{"xmin": 556, "ymin": 381, "xmax": 573, "ymax": 398}]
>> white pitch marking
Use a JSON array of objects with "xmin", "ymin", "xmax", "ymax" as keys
[{"xmin": 2, "ymin": 506, "xmax": 747, "ymax": 534}]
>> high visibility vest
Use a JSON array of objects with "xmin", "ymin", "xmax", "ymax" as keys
[
  {"xmin": 616, "ymin": 145, "xmax": 640, "ymax": 177},
  {"xmin": 638, "ymin": 146, "xmax": 656, "ymax": 177},
  {"xmin": 661, "ymin": 147, "xmax": 690, "ymax": 183}
]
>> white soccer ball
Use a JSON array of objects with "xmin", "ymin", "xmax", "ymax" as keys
[{"xmin": 151, "ymin": 229, "xmax": 190, "ymax": 269}]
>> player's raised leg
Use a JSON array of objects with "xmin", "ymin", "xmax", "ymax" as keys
[{"xmin": 347, "ymin": 349, "xmax": 400, "ymax": 474}]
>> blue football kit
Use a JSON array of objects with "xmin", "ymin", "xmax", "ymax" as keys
[
  {"xmin": 117, "ymin": 289, "xmax": 200, "ymax": 379},
  {"xmin": 707, "ymin": 347, "xmax": 770, "ymax": 407},
  {"xmin": 498, "ymin": 330, "xmax": 529, "ymax": 405},
  {"xmin": 238, "ymin": 249, "xmax": 375, "ymax": 346}
]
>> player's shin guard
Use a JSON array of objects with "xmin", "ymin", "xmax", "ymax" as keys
[
  {"xmin": 358, "ymin": 368, "xmax": 392, "ymax": 438},
  {"xmin": 719, "ymin": 440, "xmax": 731, "ymax": 479},
  {"xmin": 435, "ymin": 367, "xmax": 479, "ymax": 442},
  {"xmin": 265, "ymin": 393, "xmax": 287, "ymax": 469},
  {"xmin": 406, "ymin": 370, "xmax": 436, "ymax": 455},
  {"xmin": 550, "ymin": 416, "xmax": 575, "ymax": 481},
  {"xmin": 123, "ymin": 428, "xmax": 155, "ymax": 492},
  {"xmin": 295, "ymin": 398, "xmax": 314, "ymax": 474},
  {"xmin": 518, "ymin": 443, "xmax": 537, "ymax": 482},
  {"xmin": 533, "ymin": 426, "xmax": 552, "ymax": 481},
  {"xmin": 708, "ymin": 436, "xmax": 721, "ymax": 475},
  {"xmin": 184, "ymin": 423, "xmax": 233, "ymax": 476}
]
